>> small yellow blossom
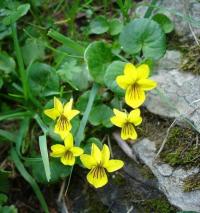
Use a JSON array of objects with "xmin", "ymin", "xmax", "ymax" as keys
[
  {"xmin": 50, "ymin": 132, "xmax": 83, "ymax": 166},
  {"xmin": 116, "ymin": 63, "xmax": 157, "ymax": 108},
  {"xmin": 110, "ymin": 108, "xmax": 142, "ymax": 141},
  {"xmin": 44, "ymin": 97, "xmax": 80, "ymax": 138},
  {"xmin": 80, "ymin": 143, "xmax": 124, "ymax": 188}
]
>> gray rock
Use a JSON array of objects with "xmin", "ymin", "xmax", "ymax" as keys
[
  {"xmin": 132, "ymin": 138, "xmax": 200, "ymax": 211},
  {"xmin": 136, "ymin": 0, "xmax": 200, "ymax": 40},
  {"xmin": 145, "ymin": 50, "xmax": 200, "ymax": 132}
]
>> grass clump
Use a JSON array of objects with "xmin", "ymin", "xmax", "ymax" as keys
[
  {"xmin": 160, "ymin": 126, "xmax": 200, "ymax": 168},
  {"xmin": 183, "ymin": 173, "xmax": 200, "ymax": 192}
]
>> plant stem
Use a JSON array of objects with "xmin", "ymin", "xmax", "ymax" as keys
[
  {"xmin": 144, "ymin": 0, "xmax": 158, "ymax": 18},
  {"xmin": 11, "ymin": 23, "xmax": 29, "ymax": 100}
]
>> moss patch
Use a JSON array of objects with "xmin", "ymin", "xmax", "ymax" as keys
[
  {"xmin": 181, "ymin": 44, "xmax": 200, "ymax": 75},
  {"xmin": 159, "ymin": 126, "xmax": 200, "ymax": 168},
  {"xmin": 183, "ymin": 173, "xmax": 200, "ymax": 192},
  {"xmin": 140, "ymin": 198, "xmax": 176, "ymax": 213}
]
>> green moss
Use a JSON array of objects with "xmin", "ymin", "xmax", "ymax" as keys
[
  {"xmin": 160, "ymin": 126, "xmax": 200, "ymax": 168},
  {"xmin": 181, "ymin": 44, "xmax": 200, "ymax": 75},
  {"xmin": 141, "ymin": 198, "xmax": 176, "ymax": 213},
  {"xmin": 140, "ymin": 165, "xmax": 155, "ymax": 179},
  {"xmin": 183, "ymin": 173, "xmax": 200, "ymax": 192}
]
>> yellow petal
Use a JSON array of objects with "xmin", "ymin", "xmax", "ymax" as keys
[
  {"xmin": 128, "ymin": 109, "xmax": 142, "ymax": 126},
  {"xmin": 116, "ymin": 75, "xmax": 133, "ymax": 90},
  {"xmin": 121, "ymin": 123, "xmax": 137, "ymax": 140},
  {"xmin": 136, "ymin": 64, "xmax": 150, "ymax": 79},
  {"xmin": 63, "ymin": 132, "xmax": 74, "ymax": 149},
  {"xmin": 125, "ymin": 85, "xmax": 145, "ymax": 108},
  {"xmin": 44, "ymin": 108, "xmax": 60, "ymax": 120},
  {"xmin": 63, "ymin": 98, "xmax": 73, "ymax": 113},
  {"xmin": 54, "ymin": 97, "xmax": 63, "ymax": 114},
  {"xmin": 50, "ymin": 144, "xmax": 65, "ymax": 157},
  {"xmin": 101, "ymin": 144, "xmax": 110, "ymax": 166},
  {"xmin": 91, "ymin": 143, "xmax": 101, "ymax": 164},
  {"xmin": 104, "ymin": 160, "xmax": 124, "ymax": 172},
  {"xmin": 110, "ymin": 109, "xmax": 127, "ymax": 127},
  {"xmin": 54, "ymin": 116, "xmax": 72, "ymax": 137},
  {"xmin": 64, "ymin": 109, "xmax": 80, "ymax": 121},
  {"xmin": 80, "ymin": 154, "xmax": 97, "ymax": 169},
  {"xmin": 124, "ymin": 63, "xmax": 137, "ymax": 80},
  {"xmin": 70, "ymin": 147, "xmax": 84, "ymax": 156},
  {"xmin": 137, "ymin": 79, "xmax": 157, "ymax": 91},
  {"xmin": 87, "ymin": 167, "xmax": 108, "ymax": 188},
  {"xmin": 61, "ymin": 152, "xmax": 75, "ymax": 165}
]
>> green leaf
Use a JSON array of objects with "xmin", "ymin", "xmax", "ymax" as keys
[
  {"xmin": 28, "ymin": 62, "xmax": 59, "ymax": 97},
  {"xmin": 39, "ymin": 135, "xmax": 51, "ymax": 182},
  {"xmin": 0, "ymin": 52, "xmax": 15, "ymax": 75},
  {"xmin": 57, "ymin": 59, "xmax": 90, "ymax": 90},
  {"xmin": 0, "ymin": 205, "xmax": 18, "ymax": 213},
  {"xmin": 10, "ymin": 149, "xmax": 49, "ymax": 213},
  {"xmin": 104, "ymin": 61, "xmax": 125, "ymax": 96},
  {"xmin": 89, "ymin": 104, "xmax": 113, "ymax": 128},
  {"xmin": 89, "ymin": 16, "xmax": 109, "ymax": 34},
  {"xmin": 3, "ymin": 4, "xmax": 30, "ymax": 25},
  {"xmin": 109, "ymin": 18, "xmax": 123, "ymax": 36},
  {"xmin": 84, "ymin": 41, "xmax": 112, "ymax": 84},
  {"xmin": 26, "ymin": 158, "xmax": 71, "ymax": 184},
  {"xmin": 0, "ymin": 170, "xmax": 10, "ymax": 193},
  {"xmin": 22, "ymin": 38, "xmax": 45, "ymax": 66},
  {"xmin": 0, "ymin": 193, "xmax": 8, "ymax": 205},
  {"xmin": 119, "ymin": 18, "xmax": 166, "ymax": 60},
  {"xmin": 76, "ymin": 90, "xmax": 101, "ymax": 114},
  {"xmin": 83, "ymin": 137, "xmax": 102, "ymax": 154},
  {"xmin": 152, "ymin": 13, "xmax": 174, "ymax": 33},
  {"xmin": 0, "ymin": 23, "xmax": 11, "ymax": 40}
]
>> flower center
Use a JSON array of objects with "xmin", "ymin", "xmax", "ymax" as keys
[
  {"xmin": 122, "ymin": 122, "xmax": 134, "ymax": 135},
  {"xmin": 57, "ymin": 114, "xmax": 70, "ymax": 131},
  {"xmin": 91, "ymin": 166, "xmax": 105, "ymax": 179},
  {"xmin": 130, "ymin": 84, "xmax": 140, "ymax": 99},
  {"xmin": 64, "ymin": 150, "xmax": 73, "ymax": 160}
]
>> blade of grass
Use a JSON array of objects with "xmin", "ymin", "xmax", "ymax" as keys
[
  {"xmin": 47, "ymin": 29, "xmax": 85, "ymax": 56},
  {"xmin": 11, "ymin": 23, "xmax": 29, "ymax": 100},
  {"xmin": 39, "ymin": 135, "xmax": 51, "ymax": 182},
  {"xmin": 65, "ymin": 83, "xmax": 99, "ymax": 196},
  {"xmin": 75, "ymin": 83, "xmax": 99, "ymax": 146},
  {"xmin": 16, "ymin": 118, "xmax": 30, "ymax": 156},
  {"xmin": 0, "ymin": 111, "xmax": 33, "ymax": 121},
  {"xmin": 0, "ymin": 129, "xmax": 16, "ymax": 143},
  {"xmin": 10, "ymin": 148, "xmax": 49, "ymax": 213}
]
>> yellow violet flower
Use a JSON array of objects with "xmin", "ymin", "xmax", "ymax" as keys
[
  {"xmin": 44, "ymin": 97, "xmax": 80, "ymax": 138},
  {"xmin": 50, "ymin": 132, "xmax": 83, "ymax": 165},
  {"xmin": 110, "ymin": 108, "xmax": 142, "ymax": 141},
  {"xmin": 116, "ymin": 63, "xmax": 157, "ymax": 108},
  {"xmin": 80, "ymin": 143, "xmax": 124, "ymax": 188}
]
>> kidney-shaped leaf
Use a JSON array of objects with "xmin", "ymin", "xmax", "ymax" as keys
[
  {"xmin": 3, "ymin": 4, "xmax": 30, "ymax": 25},
  {"xmin": 28, "ymin": 62, "xmax": 59, "ymax": 97},
  {"xmin": 84, "ymin": 41, "xmax": 112, "ymax": 84},
  {"xmin": 104, "ymin": 61, "xmax": 125, "ymax": 96},
  {"xmin": 152, "ymin": 13, "xmax": 174, "ymax": 34},
  {"xmin": 119, "ymin": 18, "xmax": 166, "ymax": 60}
]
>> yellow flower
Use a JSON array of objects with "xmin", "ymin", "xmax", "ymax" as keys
[
  {"xmin": 50, "ymin": 132, "xmax": 83, "ymax": 165},
  {"xmin": 44, "ymin": 97, "xmax": 80, "ymax": 138},
  {"xmin": 116, "ymin": 63, "xmax": 157, "ymax": 108},
  {"xmin": 110, "ymin": 108, "xmax": 142, "ymax": 141},
  {"xmin": 80, "ymin": 143, "xmax": 124, "ymax": 188}
]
